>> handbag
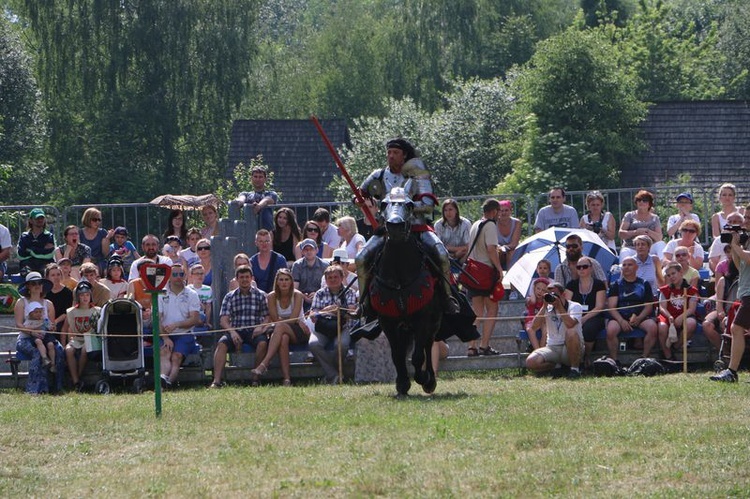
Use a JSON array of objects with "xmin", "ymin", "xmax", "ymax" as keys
[
  {"xmin": 458, "ymin": 220, "xmax": 499, "ymax": 292},
  {"xmin": 315, "ymin": 314, "xmax": 342, "ymax": 339}
]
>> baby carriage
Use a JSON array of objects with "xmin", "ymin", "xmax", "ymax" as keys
[{"xmin": 94, "ymin": 298, "xmax": 146, "ymax": 394}]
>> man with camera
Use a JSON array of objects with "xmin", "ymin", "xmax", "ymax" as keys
[
  {"xmin": 526, "ymin": 282, "xmax": 584, "ymax": 379},
  {"xmin": 711, "ymin": 210, "xmax": 750, "ymax": 382}
]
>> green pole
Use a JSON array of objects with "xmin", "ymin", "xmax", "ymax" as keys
[{"xmin": 150, "ymin": 290, "xmax": 162, "ymax": 418}]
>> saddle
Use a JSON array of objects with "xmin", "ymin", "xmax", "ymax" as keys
[{"xmin": 370, "ymin": 269, "xmax": 436, "ymax": 318}]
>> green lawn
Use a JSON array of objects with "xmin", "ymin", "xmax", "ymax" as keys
[{"xmin": 1, "ymin": 371, "xmax": 749, "ymax": 497}]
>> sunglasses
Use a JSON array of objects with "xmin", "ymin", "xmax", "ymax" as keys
[
  {"xmin": 197, "ymin": 246, "xmax": 211, "ymax": 251},
  {"xmin": 306, "ymin": 227, "xmax": 320, "ymax": 233},
  {"xmin": 681, "ymin": 228, "xmax": 696, "ymax": 233},
  {"xmin": 91, "ymin": 218, "xmax": 102, "ymax": 222},
  {"xmin": 575, "ymin": 264, "xmax": 591, "ymax": 270},
  {"xmin": 172, "ymin": 272, "xmax": 185, "ymax": 277},
  {"xmin": 566, "ymin": 244, "xmax": 580, "ymax": 249},
  {"xmin": 675, "ymin": 253, "xmax": 688, "ymax": 257}
]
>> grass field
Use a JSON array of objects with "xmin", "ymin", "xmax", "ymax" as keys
[{"xmin": 2, "ymin": 370, "xmax": 750, "ymax": 498}]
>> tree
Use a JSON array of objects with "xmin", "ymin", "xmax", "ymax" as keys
[
  {"xmin": 0, "ymin": 14, "xmax": 47, "ymax": 204},
  {"xmin": 8, "ymin": 0, "xmax": 259, "ymax": 204},
  {"xmin": 335, "ymin": 77, "xmax": 512, "ymax": 202},
  {"xmin": 498, "ymin": 23, "xmax": 647, "ymax": 195}
]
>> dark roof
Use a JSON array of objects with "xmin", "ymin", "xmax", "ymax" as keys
[
  {"xmin": 622, "ymin": 101, "xmax": 750, "ymax": 191},
  {"xmin": 226, "ymin": 119, "xmax": 350, "ymax": 204}
]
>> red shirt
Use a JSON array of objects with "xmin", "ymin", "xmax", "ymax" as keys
[{"xmin": 659, "ymin": 283, "xmax": 698, "ymax": 318}]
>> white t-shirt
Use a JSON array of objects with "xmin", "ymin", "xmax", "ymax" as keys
[
  {"xmin": 664, "ymin": 239, "xmax": 703, "ymax": 261},
  {"xmin": 667, "ymin": 213, "xmax": 701, "ymax": 237},
  {"xmin": 321, "ymin": 224, "xmax": 341, "ymax": 249},
  {"xmin": 534, "ymin": 205, "xmax": 579, "ymax": 231},
  {"xmin": 545, "ymin": 300, "xmax": 583, "ymax": 347},
  {"xmin": 157, "ymin": 285, "xmax": 201, "ymax": 335},
  {"xmin": 0, "ymin": 224, "xmax": 11, "ymax": 250}
]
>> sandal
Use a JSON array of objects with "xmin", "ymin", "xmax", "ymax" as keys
[
  {"xmin": 251, "ymin": 363, "xmax": 267, "ymax": 376},
  {"xmin": 467, "ymin": 347, "xmax": 479, "ymax": 357},
  {"xmin": 478, "ymin": 346, "xmax": 500, "ymax": 356}
]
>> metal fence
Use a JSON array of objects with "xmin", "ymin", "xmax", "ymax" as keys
[{"xmin": 0, "ymin": 184, "xmax": 725, "ymax": 276}]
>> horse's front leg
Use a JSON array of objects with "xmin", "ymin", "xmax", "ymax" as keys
[
  {"xmin": 413, "ymin": 328, "xmax": 436, "ymax": 394},
  {"xmin": 385, "ymin": 328, "xmax": 411, "ymax": 396}
]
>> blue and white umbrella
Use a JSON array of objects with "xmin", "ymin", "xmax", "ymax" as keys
[{"xmin": 503, "ymin": 228, "xmax": 617, "ymax": 296}]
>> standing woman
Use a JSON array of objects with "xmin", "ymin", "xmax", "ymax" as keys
[
  {"xmin": 14, "ymin": 272, "xmax": 64, "ymax": 394},
  {"xmin": 580, "ymin": 190, "xmax": 617, "ymax": 254},
  {"xmin": 618, "ymin": 190, "xmax": 664, "ymax": 261},
  {"xmin": 251, "ymin": 269, "xmax": 310, "ymax": 386},
  {"xmin": 79, "ymin": 207, "xmax": 114, "ymax": 276},
  {"xmin": 200, "ymin": 204, "xmax": 220, "ymax": 239},
  {"xmin": 55, "ymin": 225, "xmax": 92, "ymax": 280},
  {"xmin": 434, "ymin": 198, "xmax": 471, "ymax": 263},
  {"xmin": 496, "ymin": 200, "xmax": 522, "ymax": 269},
  {"xmin": 45, "ymin": 263, "xmax": 73, "ymax": 334},
  {"xmin": 711, "ymin": 183, "xmax": 744, "ymax": 238},
  {"xmin": 272, "ymin": 207, "xmax": 302, "ymax": 266},
  {"xmin": 195, "ymin": 238, "xmax": 213, "ymax": 286},
  {"xmin": 162, "ymin": 209, "xmax": 188, "ymax": 247},
  {"xmin": 563, "ymin": 256, "xmax": 606, "ymax": 368}
]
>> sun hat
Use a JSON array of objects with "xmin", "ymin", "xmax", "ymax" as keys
[
  {"xmin": 19, "ymin": 271, "xmax": 53, "ymax": 296},
  {"xmin": 331, "ymin": 248, "xmax": 351, "ymax": 263}
]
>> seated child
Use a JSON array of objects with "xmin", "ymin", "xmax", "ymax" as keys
[
  {"xmin": 658, "ymin": 262, "xmax": 699, "ymax": 360},
  {"xmin": 524, "ymin": 277, "xmax": 550, "ymax": 350},
  {"xmin": 24, "ymin": 301, "xmax": 56, "ymax": 371},
  {"xmin": 108, "ymin": 226, "xmax": 140, "ymax": 275}
]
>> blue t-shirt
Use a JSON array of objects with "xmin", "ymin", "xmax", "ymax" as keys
[
  {"xmin": 607, "ymin": 277, "xmax": 654, "ymax": 319},
  {"xmin": 250, "ymin": 251, "xmax": 287, "ymax": 293},
  {"xmin": 239, "ymin": 190, "xmax": 279, "ymax": 231}
]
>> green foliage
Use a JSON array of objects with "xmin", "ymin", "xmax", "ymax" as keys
[
  {"xmin": 614, "ymin": 0, "xmax": 727, "ymax": 101},
  {"xmin": 337, "ymin": 78, "xmax": 512, "ymax": 202},
  {"xmin": 498, "ymin": 24, "xmax": 647, "ymax": 195},
  {"xmin": 8, "ymin": 0, "xmax": 259, "ymax": 205},
  {"xmin": 0, "ymin": 14, "xmax": 48, "ymax": 204}
]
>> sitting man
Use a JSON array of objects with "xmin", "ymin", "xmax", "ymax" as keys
[
  {"xmin": 657, "ymin": 262, "xmax": 699, "ymax": 360},
  {"xmin": 553, "ymin": 234, "xmax": 607, "ymax": 288},
  {"xmin": 309, "ymin": 265, "xmax": 358, "ymax": 384},
  {"xmin": 525, "ymin": 282, "xmax": 584, "ymax": 379},
  {"xmin": 157, "ymin": 263, "xmax": 201, "ymax": 389},
  {"xmin": 291, "ymin": 238, "xmax": 327, "ymax": 312},
  {"xmin": 605, "ymin": 256, "xmax": 658, "ymax": 361},
  {"xmin": 210, "ymin": 265, "xmax": 270, "ymax": 388}
]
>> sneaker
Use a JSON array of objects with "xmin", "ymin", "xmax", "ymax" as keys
[
  {"xmin": 567, "ymin": 369, "xmax": 582, "ymax": 380},
  {"xmin": 478, "ymin": 346, "xmax": 500, "ymax": 356},
  {"xmin": 550, "ymin": 365, "xmax": 569, "ymax": 378},
  {"xmin": 208, "ymin": 382, "xmax": 224, "ymax": 389},
  {"xmin": 710, "ymin": 369, "xmax": 738, "ymax": 382}
]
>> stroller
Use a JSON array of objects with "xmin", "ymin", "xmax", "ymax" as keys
[{"xmin": 94, "ymin": 298, "xmax": 146, "ymax": 394}]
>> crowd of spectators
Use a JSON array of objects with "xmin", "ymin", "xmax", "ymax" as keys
[{"xmin": 8, "ymin": 166, "xmax": 749, "ymax": 392}]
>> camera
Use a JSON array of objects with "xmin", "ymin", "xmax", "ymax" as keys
[
  {"xmin": 590, "ymin": 221, "xmax": 602, "ymax": 234},
  {"xmin": 720, "ymin": 224, "xmax": 749, "ymax": 245},
  {"xmin": 543, "ymin": 292, "xmax": 558, "ymax": 304}
]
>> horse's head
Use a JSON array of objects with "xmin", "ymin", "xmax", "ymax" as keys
[{"xmin": 381, "ymin": 187, "xmax": 414, "ymax": 241}]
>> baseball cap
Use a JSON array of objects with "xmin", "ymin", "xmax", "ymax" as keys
[
  {"xmin": 29, "ymin": 208, "xmax": 46, "ymax": 219},
  {"xmin": 300, "ymin": 238, "xmax": 318, "ymax": 250},
  {"xmin": 114, "ymin": 226, "xmax": 128, "ymax": 236},
  {"xmin": 675, "ymin": 192, "xmax": 693, "ymax": 203}
]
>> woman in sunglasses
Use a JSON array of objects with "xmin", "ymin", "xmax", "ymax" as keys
[
  {"xmin": 564, "ymin": 256, "xmax": 606, "ymax": 369},
  {"xmin": 80, "ymin": 207, "xmax": 114, "ymax": 275},
  {"xmin": 195, "ymin": 238, "xmax": 213, "ymax": 286},
  {"xmin": 662, "ymin": 219, "xmax": 704, "ymax": 271}
]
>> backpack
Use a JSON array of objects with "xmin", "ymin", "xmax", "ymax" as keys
[
  {"xmin": 626, "ymin": 357, "xmax": 666, "ymax": 377},
  {"xmin": 592, "ymin": 356, "xmax": 625, "ymax": 377}
]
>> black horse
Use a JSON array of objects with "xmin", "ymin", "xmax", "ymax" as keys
[{"xmin": 369, "ymin": 187, "xmax": 442, "ymax": 395}]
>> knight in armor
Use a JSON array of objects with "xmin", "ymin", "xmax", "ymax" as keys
[{"xmin": 355, "ymin": 138, "xmax": 461, "ymax": 316}]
